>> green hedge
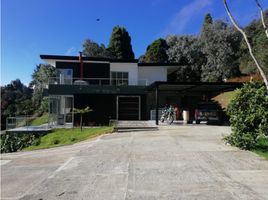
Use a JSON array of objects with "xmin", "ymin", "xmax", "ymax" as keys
[
  {"xmin": 0, "ymin": 132, "xmax": 42, "ymax": 153},
  {"xmin": 226, "ymin": 82, "xmax": 268, "ymax": 150}
]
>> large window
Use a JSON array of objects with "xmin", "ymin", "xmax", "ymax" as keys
[
  {"xmin": 56, "ymin": 69, "xmax": 73, "ymax": 84},
  {"xmin": 110, "ymin": 72, "xmax": 129, "ymax": 86}
]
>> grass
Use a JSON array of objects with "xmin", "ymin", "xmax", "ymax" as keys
[
  {"xmin": 252, "ymin": 138, "xmax": 268, "ymax": 160},
  {"xmin": 213, "ymin": 90, "xmax": 239, "ymax": 109},
  {"xmin": 24, "ymin": 126, "xmax": 113, "ymax": 151},
  {"xmin": 30, "ymin": 113, "xmax": 49, "ymax": 126}
]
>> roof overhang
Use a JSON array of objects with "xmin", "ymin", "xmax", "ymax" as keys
[{"xmin": 146, "ymin": 81, "xmax": 243, "ymax": 95}]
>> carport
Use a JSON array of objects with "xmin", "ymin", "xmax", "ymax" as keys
[{"xmin": 146, "ymin": 82, "xmax": 242, "ymax": 125}]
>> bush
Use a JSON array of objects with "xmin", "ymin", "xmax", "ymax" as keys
[
  {"xmin": 0, "ymin": 132, "xmax": 41, "ymax": 153},
  {"xmin": 226, "ymin": 82, "xmax": 268, "ymax": 150}
]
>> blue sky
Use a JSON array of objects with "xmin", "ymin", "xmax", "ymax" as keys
[{"xmin": 1, "ymin": 0, "xmax": 268, "ymax": 86}]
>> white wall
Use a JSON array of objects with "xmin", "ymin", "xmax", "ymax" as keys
[
  {"xmin": 110, "ymin": 63, "xmax": 138, "ymax": 85},
  {"xmin": 138, "ymin": 67, "xmax": 167, "ymax": 85}
]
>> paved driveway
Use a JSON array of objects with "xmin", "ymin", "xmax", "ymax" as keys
[{"xmin": 1, "ymin": 125, "xmax": 268, "ymax": 200}]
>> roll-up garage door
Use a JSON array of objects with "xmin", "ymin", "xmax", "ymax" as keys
[{"xmin": 117, "ymin": 96, "xmax": 140, "ymax": 120}]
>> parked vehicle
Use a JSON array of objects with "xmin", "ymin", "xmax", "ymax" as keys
[
  {"xmin": 160, "ymin": 105, "xmax": 174, "ymax": 125},
  {"xmin": 194, "ymin": 102, "xmax": 222, "ymax": 124}
]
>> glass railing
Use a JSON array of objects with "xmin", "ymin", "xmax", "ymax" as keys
[{"xmin": 49, "ymin": 77, "xmax": 149, "ymax": 86}]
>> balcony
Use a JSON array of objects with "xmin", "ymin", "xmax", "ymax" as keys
[{"xmin": 49, "ymin": 77, "xmax": 149, "ymax": 86}]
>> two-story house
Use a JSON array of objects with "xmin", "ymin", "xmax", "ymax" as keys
[
  {"xmin": 41, "ymin": 54, "xmax": 181, "ymax": 126},
  {"xmin": 41, "ymin": 54, "xmax": 241, "ymax": 126}
]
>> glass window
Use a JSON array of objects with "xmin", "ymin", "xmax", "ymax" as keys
[{"xmin": 110, "ymin": 71, "xmax": 128, "ymax": 86}]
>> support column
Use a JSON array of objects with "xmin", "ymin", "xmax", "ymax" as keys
[{"xmin": 155, "ymin": 85, "xmax": 159, "ymax": 125}]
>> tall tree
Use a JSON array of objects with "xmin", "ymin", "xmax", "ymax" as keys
[
  {"xmin": 141, "ymin": 38, "xmax": 169, "ymax": 63},
  {"xmin": 223, "ymin": 0, "xmax": 268, "ymax": 90},
  {"xmin": 1, "ymin": 79, "xmax": 33, "ymax": 130},
  {"xmin": 166, "ymin": 35, "xmax": 204, "ymax": 82},
  {"xmin": 201, "ymin": 13, "xmax": 213, "ymax": 38},
  {"xmin": 108, "ymin": 26, "xmax": 135, "ymax": 60},
  {"xmin": 200, "ymin": 19, "xmax": 242, "ymax": 82},
  {"xmin": 30, "ymin": 64, "xmax": 56, "ymax": 112},
  {"xmin": 82, "ymin": 39, "xmax": 110, "ymax": 58}
]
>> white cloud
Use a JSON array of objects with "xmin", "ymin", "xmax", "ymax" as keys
[
  {"xmin": 65, "ymin": 47, "xmax": 76, "ymax": 56},
  {"xmin": 162, "ymin": 0, "xmax": 212, "ymax": 36}
]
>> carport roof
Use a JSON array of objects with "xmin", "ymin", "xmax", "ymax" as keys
[{"xmin": 147, "ymin": 81, "xmax": 243, "ymax": 93}]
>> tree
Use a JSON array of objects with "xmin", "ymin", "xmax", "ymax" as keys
[
  {"xmin": 1, "ymin": 79, "xmax": 33, "ymax": 130},
  {"xmin": 226, "ymin": 82, "xmax": 268, "ymax": 150},
  {"xmin": 141, "ymin": 38, "xmax": 169, "ymax": 63},
  {"xmin": 82, "ymin": 39, "xmax": 110, "ymax": 57},
  {"xmin": 108, "ymin": 26, "xmax": 135, "ymax": 59},
  {"xmin": 166, "ymin": 35, "xmax": 204, "ymax": 82},
  {"xmin": 223, "ymin": 0, "xmax": 268, "ymax": 90},
  {"xmin": 201, "ymin": 13, "xmax": 213, "ymax": 37},
  {"xmin": 200, "ymin": 19, "xmax": 242, "ymax": 82},
  {"xmin": 73, "ymin": 107, "xmax": 93, "ymax": 131},
  {"xmin": 255, "ymin": 0, "xmax": 268, "ymax": 39},
  {"xmin": 30, "ymin": 64, "xmax": 56, "ymax": 113}
]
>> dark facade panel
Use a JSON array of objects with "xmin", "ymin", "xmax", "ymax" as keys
[
  {"xmin": 74, "ymin": 94, "xmax": 116, "ymax": 125},
  {"xmin": 48, "ymin": 85, "xmax": 146, "ymax": 95},
  {"xmin": 56, "ymin": 62, "xmax": 110, "ymax": 79}
]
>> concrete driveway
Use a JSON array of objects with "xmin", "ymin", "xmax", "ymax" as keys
[{"xmin": 1, "ymin": 125, "xmax": 268, "ymax": 200}]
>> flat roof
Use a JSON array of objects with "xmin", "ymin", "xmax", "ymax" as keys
[
  {"xmin": 147, "ymin": 81, "xmax": 243, "ymax": 93},
  {"xmin": 40, "ymin": 55, "xmax": 181, "ymax": 66},
  {"xmin": 40, "ymin": 55, "xmax": 138, "ymax": 63}
]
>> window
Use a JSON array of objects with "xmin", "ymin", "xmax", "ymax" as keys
[
  {"xmin": 110, "ymin": 72, "xmax": 129, "ymax": 86},
  {"xmin": 56, "ymin": 69, "xmax": 73, "ymax": 84}
]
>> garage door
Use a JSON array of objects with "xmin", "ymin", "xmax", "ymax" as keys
[{"xmin": 117, "ymin": 96, "xmax": 140, "ymax": 120}]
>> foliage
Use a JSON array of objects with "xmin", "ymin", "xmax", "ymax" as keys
[
  {"xmin": 82, "ymin": 39, "xmax": 112, "ymax": 58},
  {"xmin": 213, "ymin": 90, "xmax": 239, "ymax": 109},
  {"xmin": 141, "ymin": 38, "xmax": 168, "ymax": 63},
  {"xmin": 200, "ymin": 13, "xmax": 213, "ymax": 37},
  {"xmin": 73, "ymin": 107, "xmax": 93, "ymax": 131},
  {"xmin": 200, "ymin": 19, "xmax": 242, "ymax": 82},
  {"xmin": 239, "ymin": 10, "xmax": 268, "ymax": 74},
  {"xmin": 226, "ymin": 82, "xmax": 268, "ymax": 150},
  {"xmin": 253, "ymin": 137, "xmax": 268, "ymax": 160},
  {"xmin": 24, "ymin": 127, "xmax": 113, "ymax": 151},
  {"xmin": 30, "ymin": 113, "xmax": 49, "ymax": 126},
  {"xmin": 0, "ymin": 132, "xmax": 40, "ymax": 153},
  {"xmin": 1, "ymin": 79, "xmax": 33, "ymax": 130},
  {"xmin": 108, "ymin": 26, "xmax": 135, "ymax": 59},
  {"xmin": 166, "ymin": 35, "xmax": 204, "ymax": 82},
  {"xmin": 30, "ymin": 64, "xmax": 56, "ymax": 113}
]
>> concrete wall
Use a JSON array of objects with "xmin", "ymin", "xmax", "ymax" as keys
[
  {"xmin": 138, "ymin": 67, "xmax": 167, "ymax": 85},
  {"xmin": 110, "ymin": 63, "xmax": 138, "ymax": 85}
]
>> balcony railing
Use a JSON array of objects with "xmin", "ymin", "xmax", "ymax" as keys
[{"xmin": 49, "ymin": 77, "xmax": 149, "ymax": 86}]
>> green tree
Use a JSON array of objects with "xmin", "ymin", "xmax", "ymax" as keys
[
  {"xmin": 200, "ymin": 19, "xmax": 242, "ymax": 82},
  {"xmin": 226, "ymin": 82, "xmax": 268, "ymax": 150},
  {"xmin": 166, "ymin": 35, "xmax": 204, "ymax": 82},
  {"xmin": 73, "ymin": 107, "xmax": 93, "ymax": 131},
  {"xmin": 108, "ymin": 26, "xmax": 135, "ymax": 59},
  {"xmin": 1, "ymin": 79, "xmax": 33, "ymax": 130},
  {"xmin": 30, "ymin": 64, "xmax": 56, "ymax": 113},
  {"xmin": 201, "ymin": 13, "xmax": 213, "ymax": 37},
  {"xmin": 82, "ymin": 39, "xmax": 110, "ymax": 58},
  {"xmin": 141, "ymin": 38, "xmax": 169, "ymax": 63},
  {"xmin": 239, "ymin": 11, "xmax": 268, "ymax": 75}
]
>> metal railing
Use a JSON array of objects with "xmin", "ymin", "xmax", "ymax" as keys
[
  {"xmin": 49, "ymin": 77, "xmax": 149, "ymax": 86},
  {"xmin": 6, "ymin": 116, "xmax": 47, "ymax": 130}
]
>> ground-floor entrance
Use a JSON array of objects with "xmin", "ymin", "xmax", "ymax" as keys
[{"xmin": 117, "ymin": 96, "xmax": 141, "ymax": 120}]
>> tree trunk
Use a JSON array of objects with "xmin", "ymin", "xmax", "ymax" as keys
[
  {"xmin": 223, "ymin": 0, "xmax": 268, "ymax": 91},
  {"xmin": 255, "ymin": 0, "xmax": 268, "ymax": 39},
  {"xmin": 80, "ymin": 114, "xmax": 83, "ymax": 132}
]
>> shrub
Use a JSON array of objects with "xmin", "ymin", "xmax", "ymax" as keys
[
  {"xmin": 0, "ymin": 132, "xmax": 39, "ymax": 153},
  {"xmin": 226, "ymin": 82, "xmax": 268, "ymax": 150}
]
